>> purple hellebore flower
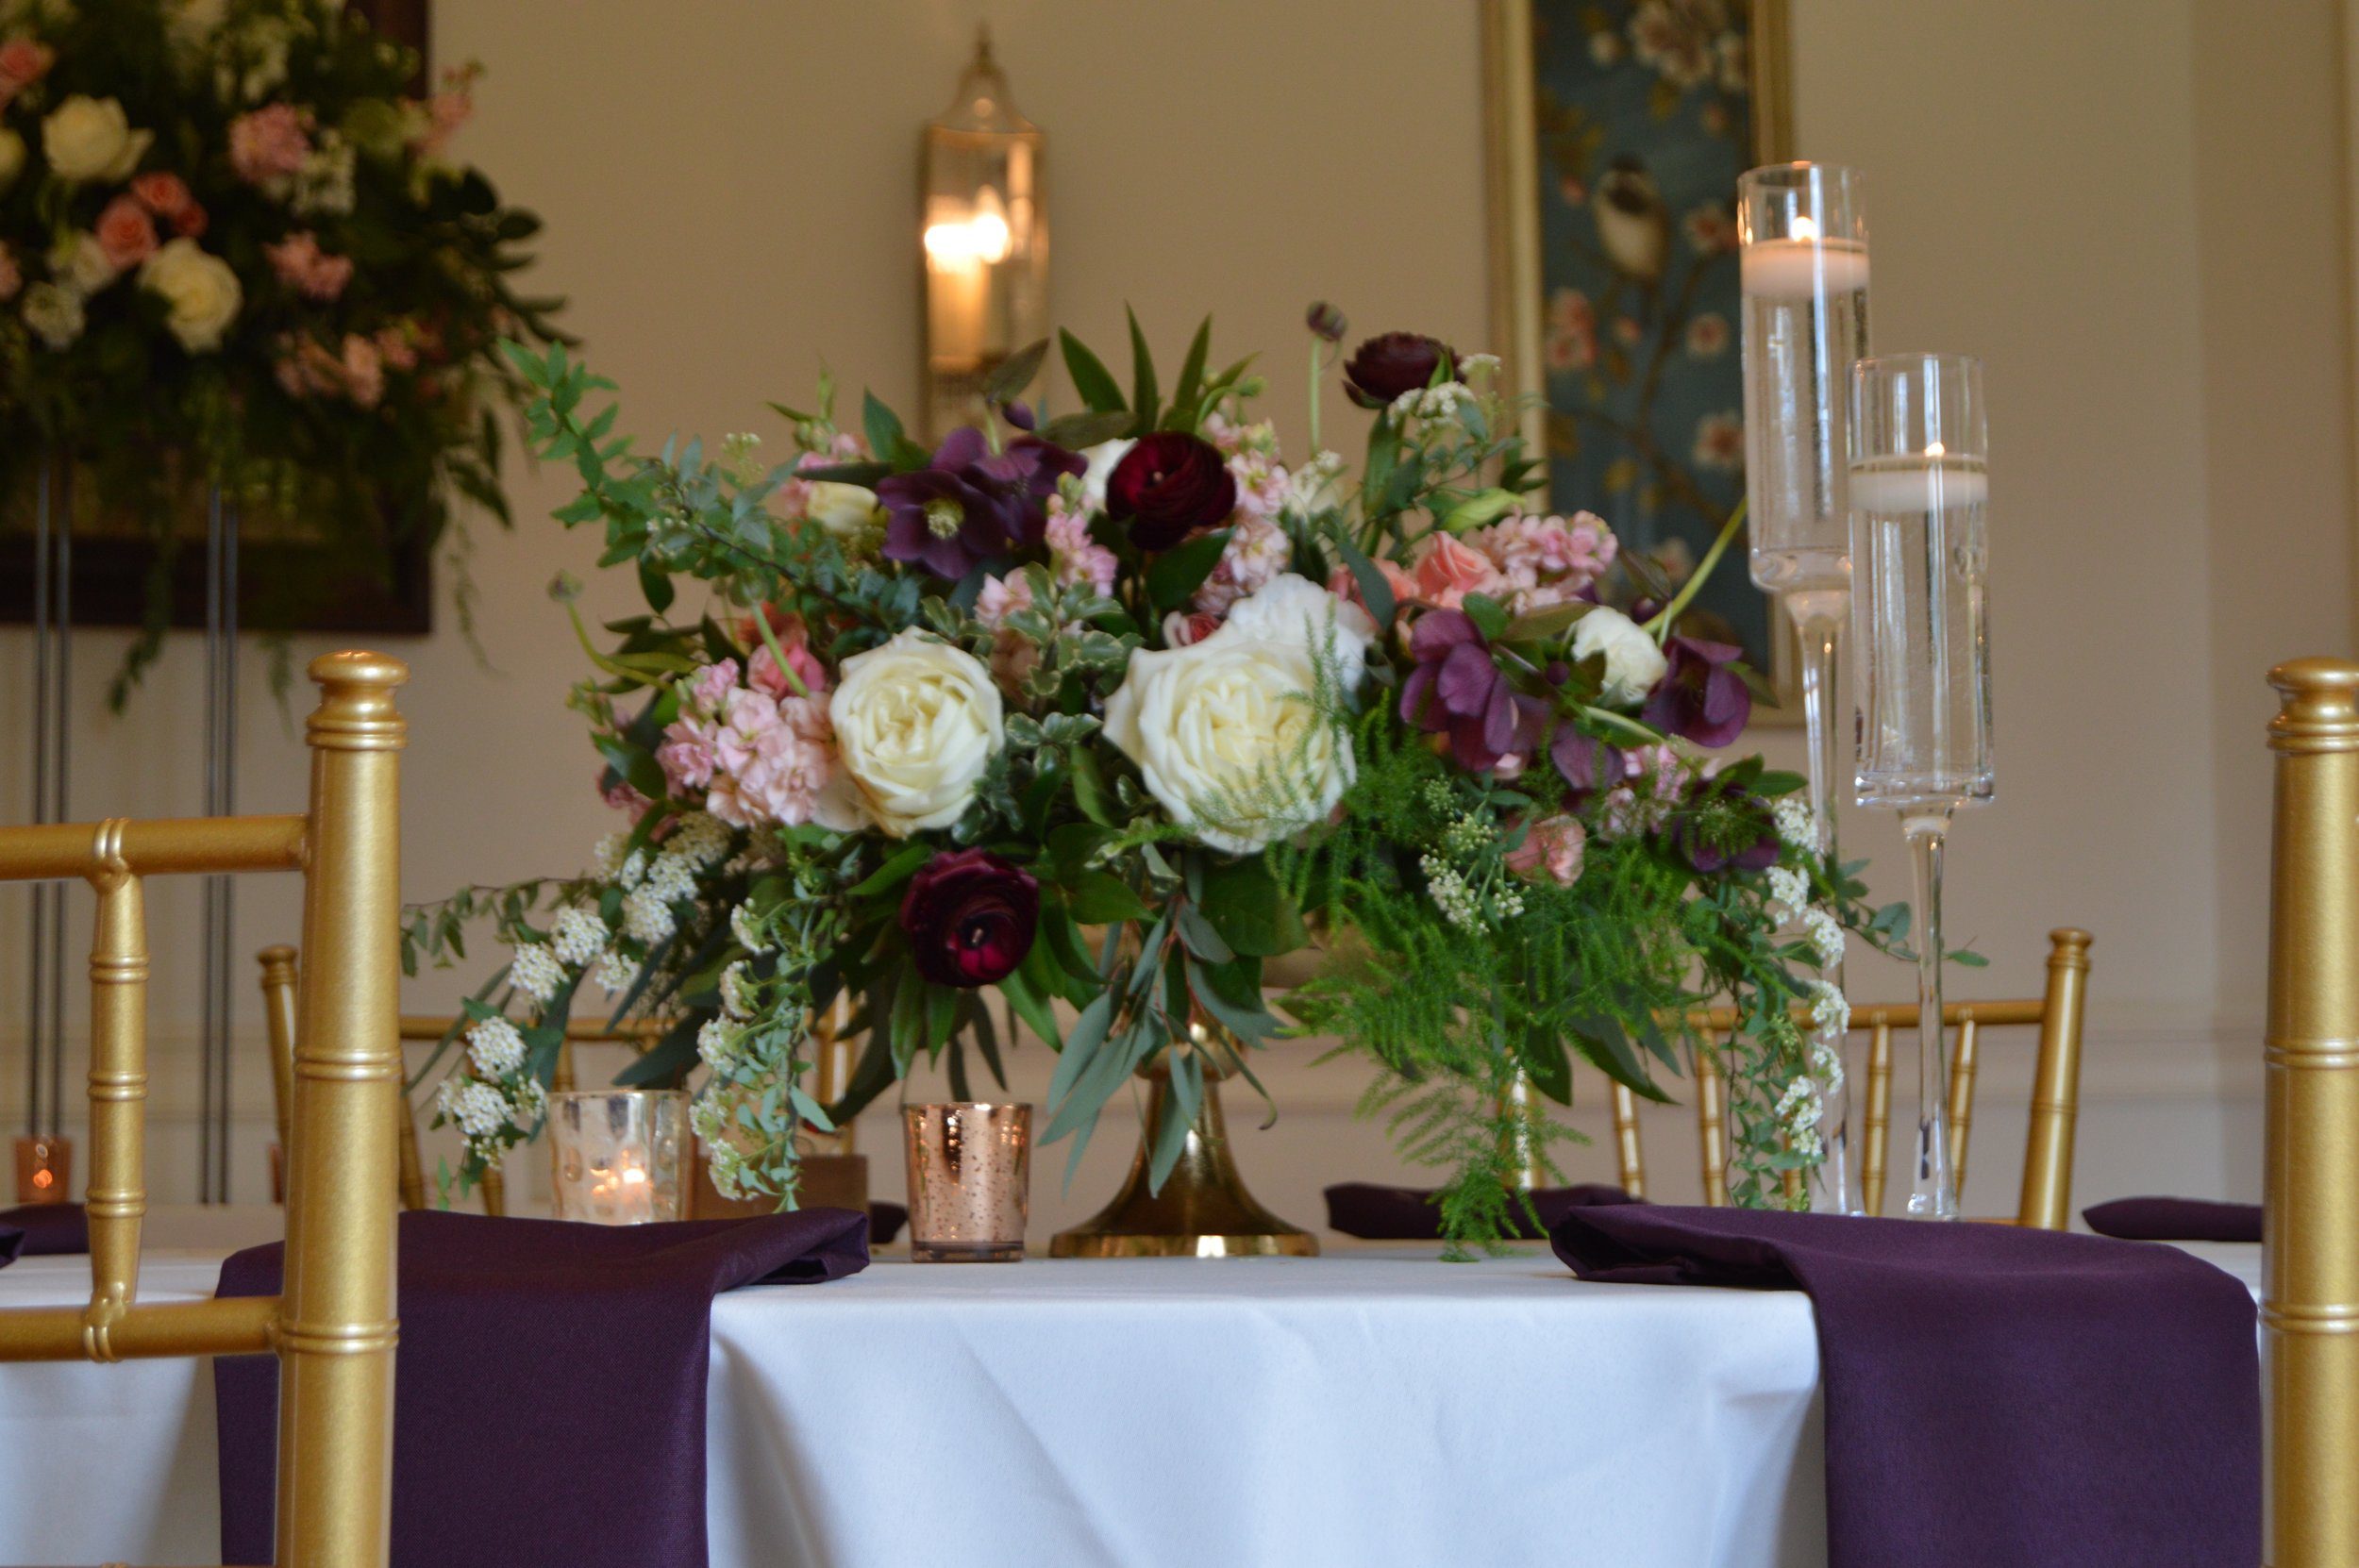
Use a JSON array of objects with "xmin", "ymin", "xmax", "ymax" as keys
[
  {"xmin": 1549, "ymin": 726, "xmax": 1626, "ymax": 798},
  {"xmin": 1398, "ymin": 609, "xmax": 1545, "ymax": 774},
  {"xmin": 1641, "ymin": 635, "xmax": 1752, "ymax": 748},
  {"xmin": 975, "ymin": 435, "xmax": 1085, "ymax": 547},
  {"xmin": 877, "ymin": 428, "xmax": 1084, "ymax": 576},
  {"xmin": 1678, "ymin": 781, "xmax": 1781, "ymax": 875}
]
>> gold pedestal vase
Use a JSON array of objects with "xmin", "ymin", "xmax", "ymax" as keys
[{"xmin": 1050, "ymin": 1050, "xmax": 1318, "ymax": 1259}]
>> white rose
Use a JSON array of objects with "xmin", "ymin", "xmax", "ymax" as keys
[
  {"xmin": 1221, "ymin": 572, "xmax": 1376, "ymax": 692},
  {"xmin": 47, "ymin": 232, "xmax": 113, "ymax": 298},
  {"xmin": 804, "ymin": 480, "xmax": 883, "ymax": 543},
  {"xmin": 21, "ymin": 280, "xmax": 82, "ymax": 349},
  {"xmin": 1079, "ymin": 438, "xmax": 1134, "ymax": 514},
  {"xmin": 138, "ymin": 238, "xmax": 242, "ymax": 352},
  {"xmin": 1105, "ymin": 577, "xmax": 1362, "ymax": 855},
  {"xmin": 42, "ymin": 96, "xmax": 152, "ymax": 183},
  {"xmin": 1572, "ymin": 606, "xmax": 1669, "ymax": 708},
  {"xmin": 0, "ymin": 129, "xmax": 26, "ymax": 192},
  {"xmin": 828, "ymin": 628, "xmax": 1004, "ymax": 837}
]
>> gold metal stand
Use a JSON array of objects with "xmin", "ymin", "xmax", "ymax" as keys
[
  {"xmin": 1050, "ymin": 1064, "xmax": 1317, "ymax": 1259},
  {"xmin": 2263, "ymin": 658, "xmax": 2359, "ymax": 1568}
]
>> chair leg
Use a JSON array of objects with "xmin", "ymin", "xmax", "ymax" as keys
[
  {"xmin": 1610, "ymin": 1082, "xmax": 1645, "ymax": 1200},
  {"xmin": 1695, "ymin": 1036, "xmax": 1728, "ymax": 1207},
  {"xmin": 1862, "ymin": 1023, "xmax": 1893, "ymax": 1217},
  {"xmin": 2015, "ymin": 929, "xmax": 2090, "ymax": 1230}
]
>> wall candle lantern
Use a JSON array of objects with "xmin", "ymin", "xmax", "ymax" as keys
[{"xmin": 921, "ymin": 25, "xmax": 1046, "ymax": 439}]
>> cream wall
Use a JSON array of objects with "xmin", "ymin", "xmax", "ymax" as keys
[{"xmin": 0, "ymin": 0, "xmax": 2344, "ymax": 1226}]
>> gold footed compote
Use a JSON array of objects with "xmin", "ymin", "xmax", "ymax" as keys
[{"xmin": 1050, "ymin": 1050, "xmax": 1318, "ymax": 1259}]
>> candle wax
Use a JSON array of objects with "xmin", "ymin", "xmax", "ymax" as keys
[
  {"xmin": 1740, "ymin": 237, "xmax": 1870, "ymax": 300},
  {"xmin": 1847, "ymin": 456, "xmax": 1989, "ymax": 512}
]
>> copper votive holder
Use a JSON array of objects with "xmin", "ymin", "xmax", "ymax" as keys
[
  {"xmin": 903, "ymin": 1104, "xmax": 1030, "ymax": 1262},
  {"xmin": 12, "ymin": 1135, "xmax": 71, "ymax": 1205}
]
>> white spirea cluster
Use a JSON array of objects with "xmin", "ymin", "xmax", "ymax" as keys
[
  {"xmin": 697, "ymin": 1017, "xmax": 737, "ymax": 1072},
  {"xmin": 1802, "ymin": 908, "xmax": 1846, "ymax": 969},
  {"xmin": 551, "ymin": 907, "xmax": 609, "ymax": 968},
  {"xmin": 665, "ymin": 811, "xmax": 730, "ymax": 870},
  {"xmin": 719, "ymin": 960, "xmax": 755, "ymax": 1020},
  {"xmin": 593, "ymin": 832, "xmax": 648, "ymax": 890},
  {"xmin": 622, "ymin": 891, "xmax": 676, "ymax": 945},
  {"xmin": 446, "ymin": 1081, "xmax": 510, "ymax": 1141},
  {"xmin": 728, "ymin": 901, "xmax": 770, "ymax": 955},
  {"xmin": 1807, "ymin": 978, "xmax": 1850, "ymax": 1040},
  {"xmin": 589, "ymin": 947, "xmax": 636, "ymax": 995},
  {"xmin": 506, "ymin": 943, "xmax": 563, "ymax": 1004},
  {"xmin": 1773, "ymin": 797, "xmax": 1817, "ymax": 854},
  {"xmin": 465, "ymin": 1015, "xmax": 526, "ymax": 1078},
  {"xmin": 1420, "ymin": 854, "xmax": 1488, "ymax": 933},
  {"xmin": 1765, "ymin": 865, "xmax": 1807, "ymax": 918},
  {"xmin": 638, "ymin": 853, "xmax": 697, "ymax": 909},
  {"xmin": 510, "ymin": 1077, "xmax": 547, "ymax": 1130},
  {"xmin": 1390, "ymin": 381, "xmax": 1472, "ymax": 422}
]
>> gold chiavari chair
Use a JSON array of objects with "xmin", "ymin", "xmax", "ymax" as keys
[
  {"xmin": 1597, "ymin": 928, "xmax": 2092, "ymax": 1226},
  {"xmin": 2261, "ymin": 659, "xmax": 2359, "ymax": 1566},
  {"xmin": 259, "ymin": 951, "xmax": 665, "ymax": 1216},
  {"xmin": 0, "ymin": 651, "xmax": 405, "ymax": 1568}
]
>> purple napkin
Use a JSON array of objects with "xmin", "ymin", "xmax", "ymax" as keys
[
  {"xmin": 0, "ymin": 1203, "xmax": 88, "ymax": 1256},
  {"xmin": 2084, "ymin": 1196, "xmax": 2261, "ymax": 1243},
  {"xmin": 868, "ymin": 1199, "xmax": 907, "ymax": 1244},
  {"xmin": 1324, "ymin": 1181, "xmax": 1636, "ymax": 1240},
  {"xmin": 1552, "ymin": 1205, "xmax": 2258, "ymax": 1568},
  {"xmin": 216, "ymin": 1207, "xmax": 868, "ymax": 1568}
]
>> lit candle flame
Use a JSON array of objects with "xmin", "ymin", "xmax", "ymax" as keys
[
  {"xmin": 1925, "ymin": 441, "xmax": 1946, "ymax": 458},
  {"xmin": 1790, "ymin": 214, "xmax": 1819, "ymax": 242}
]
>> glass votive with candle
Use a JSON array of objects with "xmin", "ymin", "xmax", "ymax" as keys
[
  {"xmin": 550, "ymin": 1090, "xmax": 689, "ymax": 1225},
  {"xmin": 903, "ymin": 1103, "xmax": 1031, "ymax": 1262},
  {"xmin": 1738, "ymin": 160, "xmax": 1870, "ymax": 597}
]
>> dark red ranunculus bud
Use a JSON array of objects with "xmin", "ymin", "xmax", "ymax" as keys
[
  {"xmin": 1343, "ymin": 331, "xmax": 1457, "ymax": 409},
  {"xmin": 1105, "ymin": 432, "xmax": 1236, "ymax": 551},
  {"xmin": 900, "ymin": 849, "xmax": 1040, "ymax": 989},
  {"xmin": 1305, "ymin": 300, "xmax": 1349, "ymax": 343}
]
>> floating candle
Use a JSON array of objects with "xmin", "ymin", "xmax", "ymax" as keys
[
  {"xmin": 1846, "ymin": 454, "xmax": 1989, "ymax": 513},
  {"xmin": 1740, "ymin": 236, "xmax": 1870, "ymax": 300}
]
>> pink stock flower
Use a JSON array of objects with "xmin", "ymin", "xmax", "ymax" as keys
[
  {"xmin": 598, "ymin": 771, "xmax": 654, "ymax": 815},
  {"xmin": 272, "ymin": 334, "xmax": 344, "ymax": 399},
  {"xmin": 685, "ymin": 658, "xmax": 742, "ymax": 718},
  {"xmin": 656, "ymin": 722, "xmax": 717, "ymax": 794},
  {"xmin": 1506, "ymin": 814, "xmax": 1588, "ymax": 887},
  {"xmin": 340, "ymin": 333, "xmax": 384, "ymax": 409},
  {"xmin": 1411, "ymin": 534, "xmax": 1502, "ymax": 612},
  {"xmin": 1464, "ymin": 509, "xmax": 1618, "ymax": 612},
  {"xmin": 975, "ymin": 570, "xmax": 1036, "ymax": 628},
  {"xmin": 228, "ymin": 105, "xmax": 312, "ymax": 186},
  {"xmin": 1193, "ymin": 512, "xmax": 1290, "ymax": 615},
  {"xmin": 93, "ymin": 197, "xmax": 156, "ymax": 270},
  {"xmin": 1043, "ymin": 496, "xmax": 1117, "ymax": 595},
  {"xmin": 264, "ymin": 232, "xmax": 354, "ymax": 303}
]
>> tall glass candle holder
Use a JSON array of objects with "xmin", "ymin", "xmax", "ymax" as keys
[
  {"xmin": 550, "ymin": 1090, "xmax": 689, "ymax": 1225},
  {"xmin": 1739, "ymin": 161, "xmax": 1870, "ymax": 1214},
  {"xmin": 1849, "ymin": 353, "xmax": 1994, "ymax": 1221}
]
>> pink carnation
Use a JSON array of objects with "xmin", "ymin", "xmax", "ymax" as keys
[
  {"xmin": 264, "ymin": 232, "xmax": 354, "ymax": 303},
  {"xmin": 746, "ymin": 615, "xmax": 828, "ymax": 699},
  {"xmin": 229, "ymin": 105, "xmax": 312, "ymax": 186},
  {"xmin": 93, "ymin": 197, "xmax": 156, "ymax": 271},
  {"xmin": 1506, "ymin": 815, "xmax": 1588, "ymax": 887}
]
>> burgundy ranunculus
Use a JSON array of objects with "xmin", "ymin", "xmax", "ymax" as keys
[
  {"xmin": 1399, "ymin": 609, "xmax": 1544, "ymax": 774},
  {"xmin": 1106, "ymin": 432, "xmax": 1236, "ymax": 551},
  {"xmin": 1343, "ymin": 331, "xmax": 1457, "ymax": 409},
  {"xmin": 900, "ymin": 849, "xmax": 1040, "ymax": 989},
  {"xmin": 1641, "ymin": 636, "xmax": 1752, "ymax": 748}
]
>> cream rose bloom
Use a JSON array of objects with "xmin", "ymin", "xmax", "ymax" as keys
[
  {"xmin": 138, "ymin": 238, "xmax": 242, "ymax": 352},
  {"xmin": 42, "ymin": 96, "xmax": 151, "ymax": 183},
  {"xmin": 804, "ymin": 480, "xmax": 884, "ymax": 543},
  {"xmin": 1104, "ymin": 574, "xmax": 1367, "ymax": 855},
  {"xmin": 1572, "ymin": 606, "xmax": 1668, "ymax": 708},
  {"xmin": 828, "ymin": 628, "xmax": 1004, "ymax": 837}
]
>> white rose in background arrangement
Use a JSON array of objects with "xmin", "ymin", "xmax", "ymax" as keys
[
  {"xmin": 1078, "ymin": 437, "xmax": 1134, "ymax": 513},
  {"xmin": 47, "ymin": 232, "xmax": 111, "ymax": 297},
  {"xmin": 139, "ymin": 237, "xmax": 242, "ymax": 351},
  {"xmin": 1105, "ymin": 573, "xmax": 1365, "ymax": 855},
  {"xmin": 804, "ymin": 480, "xmax": 884, "ymax": 543},
  {"xmin": 829, "ymin": 628, "xmax": 1005, "ymax": 837},
  {"xmin": 0, "ymin": 129, "xmax": 26, "ymax": 192},
  {"xmin": 1571, "ymin": 605, "xmax": 1669, "ymax": 708},
  {"xmin": 42, "ymin": 95, "xmax": 151, "ymax": 183},
  {"xmin": 21, "ymin": 281, "xmax": 82, "ymax": 349}
]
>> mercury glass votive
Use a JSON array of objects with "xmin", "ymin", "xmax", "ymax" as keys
[
  {"xmin": 549, "ymin": 1090, "xmax": 689, "ymax": 1225},
  {"xmin": 903, "ymin": 1104, "xmax": 1031, "ymax": 1262}
]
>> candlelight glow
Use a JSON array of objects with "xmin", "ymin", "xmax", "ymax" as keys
[
  {"xmin": 1926, "ymin": 441, "xmax": 1946, "ymax": 457},
  {"xmin": 1790, "ymin": 213, "xmax": 1819, "ymax": 242}
]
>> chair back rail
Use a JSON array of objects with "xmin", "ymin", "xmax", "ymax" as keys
[
  {"xmin": 0, "ymin": 652, "xmax": 406, "ymax": 1568},
  {"xmin": 1603, "ymin": 928, "xmax": 2091, "ymax": 1224},
  {"xmin": 2263, "ymin": 659, "xmax": 2359, "ymax": 1567}
]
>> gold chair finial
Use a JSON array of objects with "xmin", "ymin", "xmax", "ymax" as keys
[{"xmin": 305, "ymin": 651, "xmax": 410, "ymax": 753}]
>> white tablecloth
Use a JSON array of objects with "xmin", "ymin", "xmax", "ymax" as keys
[{"xmin": 0, "ymin": 1242, "xmax": 2267, "ymax": 1568}]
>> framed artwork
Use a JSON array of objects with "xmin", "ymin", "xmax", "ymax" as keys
[
  {"xmin": 0, "ymin": 0, "xmax": 433, "ymax": 635},
  {"xmin": 1483, "ymin": 0, "xmax": 1798, "ymax": 719}
]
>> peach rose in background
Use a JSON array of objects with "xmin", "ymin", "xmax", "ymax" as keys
[
  {"xmin": 1411, "ymin": 533, "xmax": 1501, "ymax": 611},
  {"xmin": 1506, "ymin": 815, "xmax": 1588, "ymax": 887},
  {"xmin": 94, "ymin": 195, "xmax": 157, "ymax": 270}
]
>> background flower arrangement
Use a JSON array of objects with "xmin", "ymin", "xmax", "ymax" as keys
[
  {"xmin": 0, "ymin": 0, "xmax": 559, "ymax": 694},
  {"xmin": 409, "ymin": 307, "xmax": 1923, "ymax": 1251}
]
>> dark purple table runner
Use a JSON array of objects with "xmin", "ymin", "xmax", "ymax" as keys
[
  {"xmin": 0, "ymin": 1202, "xmax": 86, "ymax": 1257},
  {"xmin": 216, "ymin": 1207, "xmax": 868, "ymax": 1568},
  {"xmin": 1552, "ymin": 1205, "xmax": 2259, "ymax": 1568},
  {"xmin": 2085, "ymin": 1196, "xmax": 2262, "ymax": 1243},
  {"xmin": 1324, "ymin": 1181, "xmax": 1635, "ymax": 1240}
]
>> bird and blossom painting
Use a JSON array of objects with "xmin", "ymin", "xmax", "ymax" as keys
[{"xmin": 1484, "ymin": 0, "xmax": 1792, "ymax": 705}]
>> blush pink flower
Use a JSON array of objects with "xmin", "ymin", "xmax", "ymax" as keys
[
  {"xmin": 974, "ymin": 570, "xmax": 1036, "ymax": 628},
  {"xmin": 1192, "ymin": 512, "xmax": 1290, "ymax": 615},
  {"xmin": 264, "ymin": 232, "xmax": 354, "ymax": 303},
  {"xmin": 374, "ymin": 324, "xmax": 419, "ymax": 371},
  {"xmin": 1411, "ymin": 534, "xmax": 1503, "ymax": 612},
  {"xmin": 656, "ymin": 720, "xmax": 718, "ymax": 794},
  {"xmin": 272, "ymin": 334, "xmax": 344, "ymax": 399},
  {"xmin": 228, "ymin": 105, "xmax": 312, "ymax": 186},
  {"xmin": 93, "ymin": 196, "xmax": 157, "ymax": 271},
  {"xmin": 340, "ymin": 333, "xmax": 384, "ymax": 409},
  {"xmin": 598, "ymin": 771, "xmax": 654, "ymax": 816},
  {"xmin": 684, "ymin": 658, "xmax": 742, "ymax": 719},
  {"xmin": 1326, "ymin": 559, "xmax": 1418, "ymax": 627},
  {"xmin": 1042, "ymin": 495, "xmax": 1117, "ymax": 595},
  {"xmin": 129, "ymin": 172, "xmax": 192, "ymax": 219},
  {"xmin": 746, "ymin": 617, "xmax": 828, "ymax": 699},
  {"xmin": 774, "ymin": 436, "xmax": 866, "ymax": 520},
  {"xmin": 1506, "ymin": 814, "xmax": 1588, "ymax": 887},
  {"xmin": 1465, "ymin": 509, "xmax": 1619, "ymax": 612},
  {"xmin": 0, "ymin": 37, "xmax": 53, "ymax": 105}
]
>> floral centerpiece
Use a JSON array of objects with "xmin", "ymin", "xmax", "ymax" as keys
[
  {"xmin": 411, "ymin": 309, "xmax": 1914, "ymax": 1250},
  {"xmin": 0, "ymin": 0, "xmax": 558, "ymax": 692}
]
